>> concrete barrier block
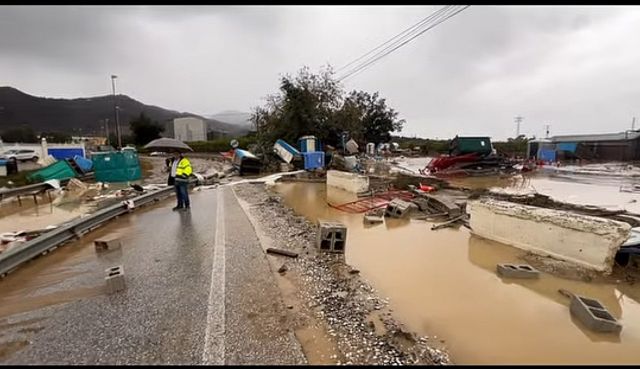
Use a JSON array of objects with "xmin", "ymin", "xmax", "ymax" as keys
[
  {"xmin": 326, "ymin": 170, "xmax": 369, "ymax": 193},
  {"xmin": 317, "ymin": 220, "xmax": 347, "ymax": 253},
  {"xmin": 496, "ymin": 263, "xmax": 540, "ymax": 279},
  {"xmin": 469, "ymin": 199, "xmax": 631, "ymax": 274},
  {"xmin": 105, "ymin": 265, "xmax": 126, "ymax": 294},
  {"xmin": 95, "ymin": 236, "xmax": 122, "ymax": 252},
  {"xmin": 384, "ymin": 199, "xmax": 417, "ymax": 218},
  {"xmin": 569, "ymin": 295, "xmax": 622, "ymax": 333}
]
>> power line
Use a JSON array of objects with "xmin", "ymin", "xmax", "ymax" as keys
[
  {"xmin": 338, "ymin": 6, "xmax": 469, "ymax": 82},
  {"xmin": 337, "ymin": 5, "xmax": 470, "ymax": 82},
  {"xmin": 336, "ymin": 6, "xmax": 454, "ymax": 80},
  {"xmin": 335, "ymin": 6, "xmax": 452, "ymax": 74}
]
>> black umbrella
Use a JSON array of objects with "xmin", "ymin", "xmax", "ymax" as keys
[{"xmin": 144, "ymin": 138, "xmax": 193, "ymax": 152}]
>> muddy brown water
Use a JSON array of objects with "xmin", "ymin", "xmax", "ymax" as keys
[
  {"xmin": 275, "ymin": 181, "xmax": 640, "ymax": 364},
  {"xmin": 0, "ymin": 199, "xmax": 91, "ymax": 235},
  {"xmin": 0, "ymin": 218, "xmax": 137, "ymax": 320}
]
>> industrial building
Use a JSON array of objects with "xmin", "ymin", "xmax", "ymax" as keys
[
  {"xmin": 527, "ymin": 130, "xmax": 640, "ymax": 162},
  {"xmin": 165, "ymin": 117, "xmax": 207, "ymax": 142}
]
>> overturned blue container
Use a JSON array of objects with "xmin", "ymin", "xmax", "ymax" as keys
[
  {"xmin": 274, "ymin": 139, "xmax": 301, "ymax": 164},
  {"xmin": 71, "ymin": 155, "xmax": 93, "ymax": 173},
  {"xmin": 302, "ymin": 151, "xmax": 324, "ymax": 170}
]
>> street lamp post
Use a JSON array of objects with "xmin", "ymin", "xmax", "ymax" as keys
[{"xmin": 111, "ymin": 75, "xmax": 122, "ymax": 149}]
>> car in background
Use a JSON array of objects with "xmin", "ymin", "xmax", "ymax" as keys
[
  {"xmin": 122, "ymin": 146, "xmax": 137, "ymax": 152},
  {"xmin": 0, "ymin": 149, "xmax": 39, "ymax": 162},
  {"xmin": 149, "ymin": 151, "xmax": 165, "ymax": 156}
]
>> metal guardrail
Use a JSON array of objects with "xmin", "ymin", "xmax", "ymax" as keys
[{"xmin": 0, "ymin": 185, "xmax": 174, "ymax": 278}]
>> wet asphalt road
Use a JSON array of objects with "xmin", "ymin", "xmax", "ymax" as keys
[{"xmin": 0, "ymin": 187, "xmax": 305, "ymax": 365}]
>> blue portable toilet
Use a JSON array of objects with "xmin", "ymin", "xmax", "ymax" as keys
[
  {"xmin": 299, "ymin": 135, "xmax": 318, "ymax": 153},
  {"xmin": 302, "ymin": 152, "xmax": 324, "ymax": 170}
]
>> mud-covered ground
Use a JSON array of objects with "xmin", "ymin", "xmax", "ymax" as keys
[
  {"xmin": 139, "ymin": 155, "xmax": 230, "ymax": 185},
  {"xmin": 233, "ymin": 182, "xmax": 450, "ymax": 365}
]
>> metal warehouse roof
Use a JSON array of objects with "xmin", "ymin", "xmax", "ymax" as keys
[{"xmin": 551, "ymin": 131, "xmax": 640, "ymax": 143}]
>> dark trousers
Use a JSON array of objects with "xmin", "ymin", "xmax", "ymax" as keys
[{"xmin": 174, "ymin": 182, "xmax": 190, "ymax": 208}]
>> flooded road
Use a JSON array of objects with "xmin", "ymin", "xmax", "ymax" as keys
[
  {"xmin": 0, "ymin": 188, "xmax": 305, "ymax": 364},
  {"xmin": 275, "ymin": 181, "xmax": 640, "ymax": 364},
  {"xmin": 398, "ymin": 157, "xmax": 640, "ymax": 213}
]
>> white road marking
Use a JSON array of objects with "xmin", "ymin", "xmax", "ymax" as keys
[{"xmin": 202, "ymin": 188, "xmax": 226, "ymax": 364}]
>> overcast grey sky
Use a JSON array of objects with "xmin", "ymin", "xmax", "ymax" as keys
[{"xmin": 1, "ymin": 5, "xmax": 639, "ymax": 140}]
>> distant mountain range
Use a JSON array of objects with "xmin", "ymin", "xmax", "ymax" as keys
[
  {"xmin": 0, "ymin": 87, "xmax": 251, "ymax": 137},
  {"xmin": 207, "ymin": 110, "xmax": 253, "ymax": 129}
]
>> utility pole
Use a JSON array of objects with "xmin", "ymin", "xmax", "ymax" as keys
[
  {"xmin": 545, "ymin": 124, "xmax": 550, "ymax": 139},
  {"xmin": 632, "ymin": 117, "xmax": 637, "ymax": 131},
  {"xmin": 111, "ymin": 75, "xmax": 122, "ymax": 149},
  {"xmin": 514, "ymin": 116, "xmax": 523, "ymax": 137}
]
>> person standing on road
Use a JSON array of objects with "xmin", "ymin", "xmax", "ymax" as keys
[{"xmin": 171, "ymin": 151, "xmax": 193, "ymax": 211}]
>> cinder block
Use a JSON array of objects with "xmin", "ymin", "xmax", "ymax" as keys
[
  {"xmin": 496, "ymin": 263, "xmax": 540, "ymax": 279},
  {"xmin": 105, "ymin": 265, "xmax": 126, "ymax": 294},
  {"xmin": 570, "ymin": 295, "xmax": 622, "ymax": 333},
  {"xmin": 95, "ymin": 236, "xmax": 122, "ymax": 252},
  {"xmin": 384, "ymin": 199, "xmax": 417, "ymax": 218},
  {"xmin": 317, "ymin": 220, "xmax": 347, "ymax": 254},
  {"xmin": 364, "ymin": 215, "xmax": 384, "ymax": 224}
]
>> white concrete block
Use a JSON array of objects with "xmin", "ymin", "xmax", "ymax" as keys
[
  {"xmin": 468, "ymin": 199, "xmax": 631, "ymax": 274},
  {"xmin": 326, "ymin": 170, "xmax": 369, "ymax": 194}
]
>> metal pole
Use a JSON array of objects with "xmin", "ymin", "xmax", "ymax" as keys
[
  {"xmin": 111, "ymin": 75, "xmax": 122, "ymax": 149},
  {"xmin": 632, "ymin": 117, "xmax": 636, "ymax": 131}
]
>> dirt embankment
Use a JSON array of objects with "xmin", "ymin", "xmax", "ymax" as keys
[{"xmin": 233, "ymin": 183, "xmax": 450, "ymax": 365}]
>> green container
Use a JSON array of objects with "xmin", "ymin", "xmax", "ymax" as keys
[
  {"xmin": 27, "ymin": 160, "xmax": 78, "ymax": 183},
  {"xmin": 92, "ymin": 151, "xmax": 142, "ymax": 183},
  {"xmin": 450, "ymin": 136, "xmax": 492, "ymax": 155}
]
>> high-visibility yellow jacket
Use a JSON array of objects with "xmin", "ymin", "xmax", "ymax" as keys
[{"xmin": 175, "ymin": 157, "xmax": 192, "ymax": 177}]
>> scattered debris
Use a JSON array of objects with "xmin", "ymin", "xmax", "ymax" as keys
[
  {"xmin": 345, "ymin": 139, "xmax": 359, "ymax": 154},
  {"xmin": 94, "ymin": 235, "xmax": 123, "ymax": 252},
  {"xmin": 66, "ymin": 178, "xmax": 88, "ymax": 193},
  {"xmin": 278, "ymin": 263, "xmax": 288, "ymax": 274},
  {"xmin": 130, "ymin": 184, "xmax": 144, "ymax": 192},
  {"xmin": 496, "ymin": 263, "xmax": 540, "ymax": 279},
  {"xmin": 384, "ymin": 198, "xmax": 418, "ymax": 219},
  {"xmin": 43, "ymin": 179, "xmax": 61, "ymax": 190},
  {"xmin": 330, "ymin": 190, "xmax": 414, "ymax": 214},
  {"xmin": 122, "ymin": 200, "xmax": 135, "ymax": 210},
  {"xmin": 419, "ymin": 193, "xmax": 463, "ymax": 218},
  {"xmin": 431, "ymin": 214, "xmax": 468, "ymax": 230},
  {"xmin": 364, "ymin": 215, "xmax": 384, "ymax": 225},
  {"xmin": 266, "ymin": 248, "xmax": 299, "ymax": 258}
]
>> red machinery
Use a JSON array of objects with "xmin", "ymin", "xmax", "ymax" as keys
[{"xmin": 423, "ymin": 152, "xmax": 480, "ymax": 173}]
